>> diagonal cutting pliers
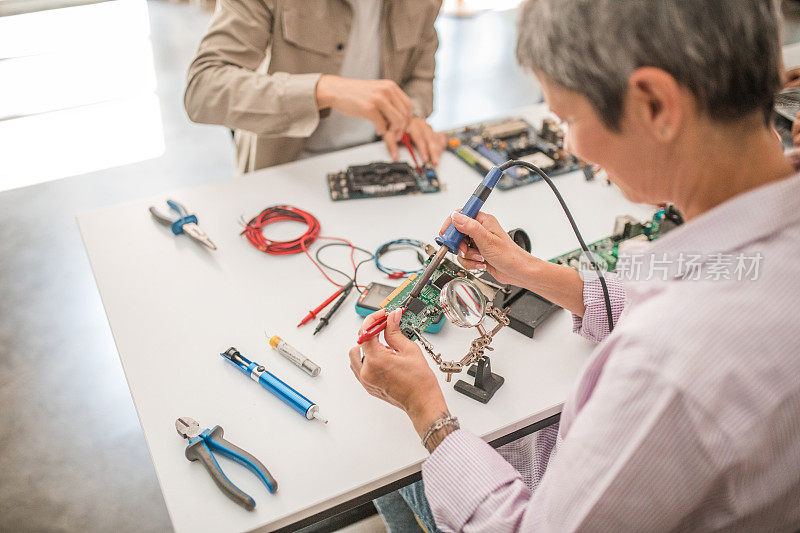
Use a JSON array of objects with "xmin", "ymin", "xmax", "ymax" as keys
[
  {"xmin": 149, "ymin": 199, "xmax": 217, "ymax": 250},
  {"xmin": 175, "ymin": 417, "xmax": 277, "ymax": 510}
]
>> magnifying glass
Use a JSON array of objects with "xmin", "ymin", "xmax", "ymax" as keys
[{"xmin": 438, "ymin": 279, "xmax": 486, "ymax": 328}]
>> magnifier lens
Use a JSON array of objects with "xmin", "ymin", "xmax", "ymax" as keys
[{"xmin": 439, "ymin": 279, "xmax": 486, "ymax": 328}]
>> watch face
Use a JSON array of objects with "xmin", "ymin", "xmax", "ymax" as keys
[{"xmin": 439, "ymin": 279, "xmax": 486, "ymax": 328}]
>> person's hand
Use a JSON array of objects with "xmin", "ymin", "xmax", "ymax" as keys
[
  {"xmin": 785, "ymin": 67, "xmax": 800, "ymax": 89},
  {"xmin": 793, "ymin": 111, "xmax": 800, "ymax": 146},
  {"xmin": 348, "ymin": 309, "xmax": 449, "ymax": 438},
  {"xmin": 316, "ymin": 75, "xmax": 412, "ymax": 145},
  {"xmin": 439, "ymin": 210, "xmax": 536, "ymax": 286},
  {"xmin": 404, "ymin": 117, "xmax": 446, "ymax": 165}
]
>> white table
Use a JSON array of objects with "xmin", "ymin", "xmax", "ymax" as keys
[{"xmin": 78, "ymin": 105, "xmax": 653, "ymax": 532}]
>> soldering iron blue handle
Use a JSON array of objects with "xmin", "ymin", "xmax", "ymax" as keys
[{"xmin": 435, "ymin": 166, "xmax": 503, "ymax": 253}]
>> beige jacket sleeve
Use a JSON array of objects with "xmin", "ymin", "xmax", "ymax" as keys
[
  {"xmin": 184, "ymin": 0, "xmax": 321, "ymax": 138},
  {"xmin": 399, "ymin": 0, "xmax": 440, "ymax": 119}
]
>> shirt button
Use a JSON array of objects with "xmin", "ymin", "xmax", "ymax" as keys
[{"xmin": 336, "ymin": 43, "xmax": 344, "ymax": 51}]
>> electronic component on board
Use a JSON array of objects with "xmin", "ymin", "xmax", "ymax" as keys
[
  {"xmin": 551, "ymin": 208, "xmax": 683, "ymax": 272},
  {"xmin": 432, "ymin": 272, "xmax": 454, "ymax": 290},
  {"xmin": 445, "ymin": 117, "xmax": 594, "ymax": 190},
  {"xmin": 406, "ymin": 296, "xmax": 427, "ymax": 315},
  {"xmin": 355, "ymin": 282, "xmax": 445, "ymax": 333},
  {"xmin": 327, "ymin": 161, "xmax": 440, "ymax": 201}
]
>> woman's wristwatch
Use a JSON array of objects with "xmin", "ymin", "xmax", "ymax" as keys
[{"xmin": 422, "ymin": 415, "xmax": 460, "ymax": 453}]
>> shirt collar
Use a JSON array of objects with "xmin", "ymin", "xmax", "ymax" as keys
[{"xmin": 629, "ymin": 172, "xmax": 800, "ymax": 257}]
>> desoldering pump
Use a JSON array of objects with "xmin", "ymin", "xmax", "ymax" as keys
[{"xmin": 221, "ymin": 347, "xmax": 328, "ymax": 423}]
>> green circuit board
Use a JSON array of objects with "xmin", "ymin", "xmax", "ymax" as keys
[
  {"xmin": 379, "ymin": 258, "xmax": 464, "ymax": 339},
  {"xmin": 550, "ymin": 209, "xmax": 680, "ymax": 271}
]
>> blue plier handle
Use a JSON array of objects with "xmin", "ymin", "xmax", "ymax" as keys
[
  {"xmin": 149, "ymin": 200, "xmax": 217, "ymax": 250},
  {"xmin": 149, "ymin": 199, "xmax": 198, "ymax": 235},
  {"xmin": 176, "ymin": 417, "xmax": 277, "ymax": 511}
]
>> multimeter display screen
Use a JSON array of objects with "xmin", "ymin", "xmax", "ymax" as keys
[{"xmin": 358, "ymin": 283, "xmax": 397, "ymax": 311}]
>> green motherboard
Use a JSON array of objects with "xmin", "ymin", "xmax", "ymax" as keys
[
  {"xmin": 550, "ymin": 208, "xmax": 681, "ymax": 271},
  {"xmin": 380, "ymin": 257, "xmax": 471, "ymax": 339}
]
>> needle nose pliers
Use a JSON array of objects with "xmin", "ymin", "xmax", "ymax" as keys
[
  {"xmin": 149, "ymin": 199, "xmax": 217, "ymax": 250},
  {"xmin": 175, "ymin": 417, "xmax": 277, "ymax": 510}
]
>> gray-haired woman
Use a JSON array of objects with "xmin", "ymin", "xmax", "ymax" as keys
[{"xmin": 352, "ymin": 0, "xmax": 800, "ymax": 530}]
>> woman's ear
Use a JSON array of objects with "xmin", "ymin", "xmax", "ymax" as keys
[{"xmin": 626, "ymin": 67, "xmax": 685, "ymax": 142}]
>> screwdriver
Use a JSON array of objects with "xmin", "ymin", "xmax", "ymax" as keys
[{"xmin": 408, "ymin": 166, "xmax": 504, "ymax": 299}]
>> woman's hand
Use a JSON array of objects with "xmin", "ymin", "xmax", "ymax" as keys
[
  {"xmin": 440, "ymin": 210, "xmax": 595, "ymax": 317},
  {"xmin": 348, "ymin": 309, "xmax": 449, "ymax": 438},
  {"xmin": 439, "ymin": 210, "xmax": 536, "ymax": 286}
]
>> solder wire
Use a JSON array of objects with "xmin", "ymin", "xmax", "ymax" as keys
[{"xmin": 498, "ymin": 160, "xmax": 615, "ymax": 333}]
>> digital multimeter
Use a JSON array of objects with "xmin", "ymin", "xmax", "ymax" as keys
[{"xmin": 355, "ymin": 282, "xmax": 445, "ymax": 333}]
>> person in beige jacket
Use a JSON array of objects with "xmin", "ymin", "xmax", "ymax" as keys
[{"xmin": 185, "ymin": 0, "xmax": 445, "ymax": 173}]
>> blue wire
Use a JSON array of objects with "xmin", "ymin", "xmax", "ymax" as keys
[{"xmin": 374, "ymin": 239, "xmax": 426, "ymax": 277}]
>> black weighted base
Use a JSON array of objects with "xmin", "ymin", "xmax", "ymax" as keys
[{"xmin": 454, "ymin": 356, "xmax": 504, "ymax": 403}]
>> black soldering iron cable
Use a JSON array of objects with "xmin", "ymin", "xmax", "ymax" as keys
[{"xmin": 498, "ymin": 160, "xmax": 615, "ymax": 333}]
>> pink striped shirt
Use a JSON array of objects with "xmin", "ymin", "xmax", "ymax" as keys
[{"xmin": 422, "ymin": 173, "xmax": 800, "ymax": 531}]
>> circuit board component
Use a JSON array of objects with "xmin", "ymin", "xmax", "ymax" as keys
[
  {"xmin": 379, "ymin": 248, "xmax": 508, "ymax": 381},
  {"xmin": 445, "ymin": 117, "xmax": 593, "ymax": 190},
  {"xmin": 379, "ymin": 263, "xmax": 460, "ymax": 338},
  {"xmin": 327, "ymin": 161, "xmax": 440, "ymax": 201},
  {"xmin": 550, "ymin": 207, "xmax": 683, "ymax": 271}
]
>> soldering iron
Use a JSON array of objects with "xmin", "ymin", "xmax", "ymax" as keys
[
  {"xmin": 410, "ymin": 161, "xmax": 614, "ymax": 333},
  {"xmin": 408, "ymin": 166, "xmax": 505, "ymax": 298}
]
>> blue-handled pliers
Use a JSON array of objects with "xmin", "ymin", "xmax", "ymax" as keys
[
  {"xmin": 175, "ymin": 417, "xmax": 277, "ymax": 511},
  {"xmin": 149, "ymin": 200, "xmax": 217, "ymax": 250}
]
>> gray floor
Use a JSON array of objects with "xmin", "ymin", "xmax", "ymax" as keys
[{"xmin": 0, "ymin": 2, "xmax": 538, "ymax": 531}]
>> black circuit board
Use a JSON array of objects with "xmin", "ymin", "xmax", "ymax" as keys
[
  {"xmin": 327, "ymin": 161, "xmax": 440, "ymax": 201},
  {"xmin": 444, "ymin": 117, "xmax": 593, "ymax": 190}
]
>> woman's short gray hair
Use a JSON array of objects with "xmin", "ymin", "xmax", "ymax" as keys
[{"xmin": 516, "ymin": 0, "xmax": 782, "ymax": 129}]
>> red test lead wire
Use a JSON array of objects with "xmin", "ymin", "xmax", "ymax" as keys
[
  {"xmin": 297, "ymin": 286, "xmax": 344, "ymax": 327},
  {"xmin": 241, "ymin": 205, "xmax": 320, "ymax": 255},
  {"xmin": 240, "ymin": 205, "xmax": 366, "ymax": 327},
  {"xmin": 241, "ymin": 205, "xmax": 361, "ymax": 288}
]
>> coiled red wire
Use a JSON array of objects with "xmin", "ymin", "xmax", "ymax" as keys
[
  {"xmin": 241, "ymin": 205, "xmax": 361, "ymax": 288},
  {"xmin": 242, "ymin": 205, "xmax": 320, "ymax": 255}
]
